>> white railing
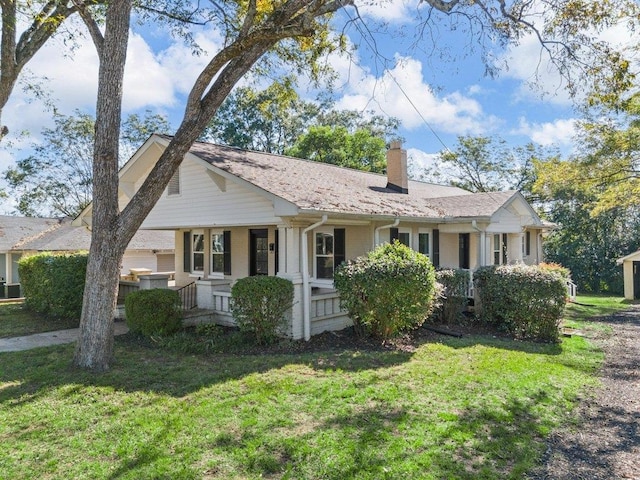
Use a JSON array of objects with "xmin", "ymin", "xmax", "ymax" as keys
[
  {"xmin": 310, "ymin": 290, "xmax": 345, "ymax": 321},
  {"xmin": 464, "ymin": 269, "xmax": 474, "ymax": 298},
  {"xmin": 212, "ymin": 290, "xmax": 232, "ymax": 315}
]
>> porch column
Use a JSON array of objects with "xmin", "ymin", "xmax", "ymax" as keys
[
  {"xmin": 484, "ymin": 233, "xmax": 493, "ymax": 267},
  {"xmin": 509, "ymin": 233, "xmax": 525, "ymax": 263},
  {"xmin": 276, "ymin": 226, "xmax": 304, "ymax": 339}
]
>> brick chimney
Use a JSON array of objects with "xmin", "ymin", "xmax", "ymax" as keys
[{"xmin": 386, "ymin": 140, "xmax": 408, "ymax": 194}]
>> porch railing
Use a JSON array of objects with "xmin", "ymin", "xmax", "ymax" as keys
[
  {"xmin": 310, "ymin": 290, "xmax": 344, "ymax": 320},
  {"xmin": 212, "ymin": 290, "xmax": 232, "ymax": 315},
  {"xmin": 177, "ymin": 281, "xmax": 198, "ymax": 311},
  {"xmin": 117, "ymin": 280, "xmax": 139, "ymax": 305}
]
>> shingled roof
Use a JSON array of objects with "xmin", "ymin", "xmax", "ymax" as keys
[
  {"xmin": 181, "ymin": 139, "xmax": 524, "ymax": 220},
  {"xmin": 2, "ymin": 216, "xmax": 174, "ymax": 252}
]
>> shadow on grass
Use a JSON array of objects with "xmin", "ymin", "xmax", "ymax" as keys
[{"xmin": 202, "ymin": 393, "xmax": 556, "ymax": 479}]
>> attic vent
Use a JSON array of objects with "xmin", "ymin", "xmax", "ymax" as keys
[{"xmin": 168, "ymin": 168, "xmax": 180, "ymax": 196}]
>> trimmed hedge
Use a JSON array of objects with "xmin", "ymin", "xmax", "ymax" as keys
[
  {"xmin": 231, "ymin": 276, "xmax": 294, "ymax": 344},
  {"xmin": 334, "ymin": 241, "xmax": 437, "ymax": 339},
  {"xmin": 474, "ymin": 264, "xmax": 567, "ymax": 342},
  {"xmin": 125, "ymin": 288, "xmax": 182, "ymax": 336},
  {"xmin": 433, "ymin": 269, "xmax": 470, "ymax": 324},
  {"xmin": 18, "ymin": 252, "xmax": 88, "ymax": 320}
]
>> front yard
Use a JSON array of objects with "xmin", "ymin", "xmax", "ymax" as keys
[{"xmin": 0, "ymin": 296, "xmax": 628, "ymax": 479}]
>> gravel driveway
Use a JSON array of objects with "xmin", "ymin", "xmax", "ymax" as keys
[{"xmin": 527, "ymin": 305, "xmax": 640, "ymax": 479}]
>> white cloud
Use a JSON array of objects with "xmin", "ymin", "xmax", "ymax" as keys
[
  {"xmin": 512, "ymin": 117, "xmax": 577, "ymax": 146},
  {"xmin": 334, "ymin": 54, "xmax": 497, "ymax": 135},
  {"xmin": 352, "ymin": 0, "xmax": 418, "ymax": 22}
]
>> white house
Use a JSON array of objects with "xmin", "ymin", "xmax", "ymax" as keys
[{"xmin": 75, "ymin": 135, "xmax": 549, "ymax": 339}]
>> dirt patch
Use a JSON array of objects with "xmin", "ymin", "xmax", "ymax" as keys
[{"xmin": 527, "ymin": 305, "xmax": 640, "ymax": 479}]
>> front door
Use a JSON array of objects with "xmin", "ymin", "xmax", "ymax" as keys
[
  {"xmin": 633, "ymin": 261, "xmax": 640, "ymax": 300},
  {"xmin": 249, "ymin": 229, "xmax": 269, "ymax": 276}
]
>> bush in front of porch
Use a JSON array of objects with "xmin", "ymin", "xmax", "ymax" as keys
[
  {"xmin": 125, "ymin": 288, "xmax": 182, "ymax": 337},
  {"xmin": 474, "ymin": 264, "xmax": 567, "ymax": 342},
  {"xmin": 334, "ymin": 241, "xmax": 437, "ymax": 339},
  {"xmin": 231, "ymin": 276, "xmax": 294, "ymax": 345}
]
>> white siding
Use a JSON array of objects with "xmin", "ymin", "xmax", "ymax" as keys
[
  {"xmin": 439, "ymin": 232, "xmax": 459, "ymax": 268},
  {"xmin": 141, "ymin": 156, "xmax": 281, "ymax": 229},
  {"xmin": 121, "ymin": 253, "xmax": 158, "ymax": 274}
]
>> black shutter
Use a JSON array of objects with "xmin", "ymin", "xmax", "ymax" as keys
[
  {"xmin": 334, "ymin": 228, "xmax": 346, "ymax": 267},
  {"xmin": 183, "ymin": 231, "xmax": 191, "ymax": 272},
  {"xmin": 432, "ymin": 229, "xmax": 440, "ymax": 268},
  {"xmin": 223, "ymin": 230, "xmax": 231, "ymax": 276},
  {"xmin": 525, "ymin": 231, "xmax": 531, "ymax": 256},
  {"xmin": 390, "ymin": 228, "xmax": 399, "ymax": 243},
  {"xmin": 502, "ymin": 233, "xmax": 508, "ymax": 264}
]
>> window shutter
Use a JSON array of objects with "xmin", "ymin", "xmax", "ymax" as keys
[
  {"xmin": 334, "ymin": 228, "xmax": 346, "ymax": 267},
  {"xmin": 390, "ymin": 228, "xmax": 399, "ymax": 243},
  {"xmin": 223, "ymin": 230, "xmax": 231, "ymax": 276},
  {"xmin": 525, "ymin": 231, "xmax": 531, "ymax": 256},
  {"xmin": 183, "ymin": 231, "xmax": 191, "ymax": 272},
  {"xmin": 432, "ymin": 229, "xmax": 440, "ymax": 268}
]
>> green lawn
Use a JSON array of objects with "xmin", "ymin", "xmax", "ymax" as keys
[
  {"xmin": 0, "ymin": 301, "xmax": 79, "ymax": 338},
  {"xmin": 0, "ymin": 297, "xmax": 623, "ymax": 479},
  {"xmin": 563, "ymin": 294, "xmax": 632, "ymax": 334}
]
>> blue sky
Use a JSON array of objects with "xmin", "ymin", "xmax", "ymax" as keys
[{"xmin": 0, "ymin": 0, "xmax": 631, "ymax": 212}]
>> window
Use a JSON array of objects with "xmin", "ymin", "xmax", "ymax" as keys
[
  {"xmin": 192, "ymin": 232, "xmax": 204, "ymax": 272},
  {"xmin": 314, "ymin": 228, "xmax": 345, "ymax": 280},
  {"xmin": 211, "ymin": 233, "xmax": 224, "ymax": 273},
  {"xmin": 211, "ymin": 231, "xmax": 231, "ymax": 275},
  {"xmin": 168, "ymin": 168, "xmax": 180, "ymax": 196},
  {"xmin": 390, "ymin": 228, "xmax": 411, "ymax": 247},
  {"xmin": 316, "ymin": 232, "xmax": 334, "ymax": 279},
  {"xmin": 493, "ymin": 234, "xmax": 508, "ymax": 265},
  {"xmin": 418, "ymin": 231, "xmax": 430, "ymax": 257}
]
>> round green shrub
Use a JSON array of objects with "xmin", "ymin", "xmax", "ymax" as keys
[
  {"xmin": 231, "ymin": 276, "xmax": 294, "ymax": 344},
  {"xmin": 334, "ymin": 241, "xmax": 437, "ymax": 339},
  {"xmin": 474, "ymin": 264, "xmax": 567, "ymax": 342},
  {"xmin": 125, "ymin": 288, "xmax": 182, "ymax": 336}
]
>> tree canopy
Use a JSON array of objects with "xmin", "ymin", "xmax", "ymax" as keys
[{"xmin": 3, "ymin": 110, "xmax": 169, "ymax": 217}]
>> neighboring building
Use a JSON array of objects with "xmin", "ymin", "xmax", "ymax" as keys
[
  {"xmin": 75, "ymin": 135, "xmax": 549, "ymax": 339},
  {"xmin": 0, "ymin": 216, "xmax": 174, "ymax": 294},
  {"xmin": 617, "ymin": 250, "xmax": 640, "ymax": 300}
]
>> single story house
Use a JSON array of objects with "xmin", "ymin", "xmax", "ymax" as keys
[
  {"xmin": 0, "ymin": 215, "xmax": 174, "ymax": 296},
  {"xmin": 75, "ymin": 135, "xmax": 549, "ymax": 339},
  {"xmin": 617, "ymin": 250, "xmax": 640, "ymax": 300}
]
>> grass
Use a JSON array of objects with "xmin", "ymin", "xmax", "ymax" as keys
[
  {"xmin": 0, "ymin": 301, "xmax": 79, "ymax": 338},
  {"xmin": 0, "ymin": 299, "xmax": 618, "ymax": 480},
  {"xmin": 563, "ymin": 294, "xmax": 633, "ymax": 334}
]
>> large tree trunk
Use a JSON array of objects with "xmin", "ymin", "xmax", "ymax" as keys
[{"xmin": 73, "ymin": 0, "xmax": 132, "ymax": 371}]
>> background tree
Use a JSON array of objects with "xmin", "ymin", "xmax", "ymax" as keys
[
  {"xmin": 534, "ymin": 157, "xmax": 640, "ymax": 293},
  {"xmin": 286, "ymin": 125, "xmax": 388, "ymax": 172},
  {"xmin": 423, "ymin": 135, "xmax": 549, "ymax": 199},
  {"xmin": 202, "ymin": 82, "xmax": 399, "ymax": 166},
  {"xmin": 3, "ymin": 110, "xmax": 169, "ymax": 217},
  {"xmin": 532, "ymin": 93, "xmax": 640, "ymax": 293},
  {"xmin": 201, "ymin": 79, "xmax": 319, "ymax": 153}
]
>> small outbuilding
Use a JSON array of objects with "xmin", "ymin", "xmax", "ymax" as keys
[{"xmin": 617, "ymin": 250, "xmax": 640, "ymax": 300}]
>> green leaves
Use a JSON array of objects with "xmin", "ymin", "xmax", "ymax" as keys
[
  {"xmin": 474, "ymin": 265, "xmax": 567, "ymax": 342},
  {"xmin": 231, "ymin": 276, "xmax": 294, "ymax": 344},
  {"xmin": 334, "ymin": 241, "xmax": 437, "ymax": 339}
]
